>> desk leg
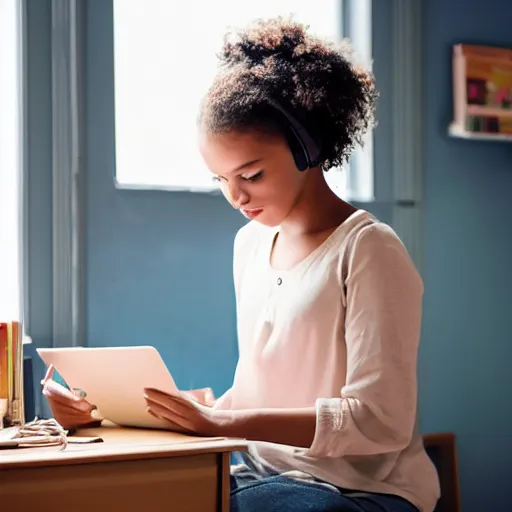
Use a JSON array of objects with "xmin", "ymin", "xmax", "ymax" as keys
[{"xmin": 219, "ymin": 452, "xmax": 231, "ymax": 512}]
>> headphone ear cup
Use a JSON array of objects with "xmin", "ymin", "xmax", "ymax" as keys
[{"xmin": 284, "ymin": 128, "xmax": 309, "ymax": 171}]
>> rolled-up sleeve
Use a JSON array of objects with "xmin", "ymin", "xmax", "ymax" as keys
[{"xmin": 306, "ymin": 224, "xmax": 423, "ymax": 458}]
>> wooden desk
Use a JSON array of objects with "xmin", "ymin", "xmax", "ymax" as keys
[{"xmin": 0, "ymin": 425, "xmax": 247, "ymax": 512}]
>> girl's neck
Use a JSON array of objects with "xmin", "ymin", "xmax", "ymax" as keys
[{"xmin": 279, "ymin": 171, "xmax": 357, "ymax": 237}]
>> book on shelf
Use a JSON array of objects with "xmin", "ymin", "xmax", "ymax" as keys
[
  {"xmin": 451, "ymin": 44, "xmax": 512, "ymax": 139},
  {"xmin": 0, "ymin": 321, "xmax": 25, "ymax": 429}
]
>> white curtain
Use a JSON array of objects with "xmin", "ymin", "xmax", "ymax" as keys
[{"xmin": 0, "ymin": 0, "xmax": 22, "ymax": 323}]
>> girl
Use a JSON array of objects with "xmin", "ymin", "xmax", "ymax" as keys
[{"xmin": 43, "ymin": 17, "xmax": 440, "ymax": 512}]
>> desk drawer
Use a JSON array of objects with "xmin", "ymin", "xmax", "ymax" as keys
[{"xmin": 0, "ymin": 452, "xmax": 223, "ymax": 511}]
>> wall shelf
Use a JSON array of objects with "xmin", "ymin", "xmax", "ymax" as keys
[
  {"xmin": 450, "ymin": 43, "xmax": 512, "ymax": 142},
  {"xmin": 448, "ymin": 123, "xmax": 512, "ymax": 141}
]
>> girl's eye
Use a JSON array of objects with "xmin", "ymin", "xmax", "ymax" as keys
[
  {"xmin": 212, "ymin": 171, "xmax": 263, "ymax": 184},
  {"xmin": 242, "ymin": 171, "xmax": 264, "ymax": 182}
]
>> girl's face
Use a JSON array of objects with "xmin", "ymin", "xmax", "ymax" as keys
[{"xmin": 198, "ymin": 129, "xmax": 310, "ymax": 227}]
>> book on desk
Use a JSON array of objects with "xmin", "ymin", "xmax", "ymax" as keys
[{"xmin": 0, "ymin": 321, "xmax": 24, "ymax": 429}]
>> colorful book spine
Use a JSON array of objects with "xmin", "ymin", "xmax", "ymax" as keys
[
  {"xmin": 0, "ymin": 321, "xmax": 24, "ymax": 428},
  {"xmin": 0, "ymin": 323, "xmax": 9, "ymax": 428}
]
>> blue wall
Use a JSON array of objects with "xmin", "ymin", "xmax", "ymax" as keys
[
  {"xmin": 25, "ymin": 0, "xmax": 511, "ymax": 511},
  {"xmin": 420, "ymin": 0, "xmax": 512, "ymax": 510}
]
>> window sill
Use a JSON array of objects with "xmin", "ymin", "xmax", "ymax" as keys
[{"xmin": 114, "ymin": 179, "xmax": 222, "ymax": 195}]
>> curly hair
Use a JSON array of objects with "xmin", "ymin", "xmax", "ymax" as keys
[{"xmin": 198, "ymin": 16, "xmax": 378, "ymax": 170}]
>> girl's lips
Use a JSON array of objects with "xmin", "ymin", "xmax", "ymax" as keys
[{"xmin": 240, "ymin": 208, "xmax": 263, "ymax": 219}]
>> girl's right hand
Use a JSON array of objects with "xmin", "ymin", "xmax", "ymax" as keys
[{"xmin": 41, "ymin": 365, "xmax": 101, "ymax": 430}]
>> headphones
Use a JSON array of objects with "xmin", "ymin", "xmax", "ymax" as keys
[{"xmin": 270, "ymin": 101, "xmax": 323, "ymax": 172}]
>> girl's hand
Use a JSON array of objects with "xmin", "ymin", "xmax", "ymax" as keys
[
  {"xmin": 41, "ymin": 365, "xmax": 102, "ymax": 430},
  {"xmin": 181, "ymin": 387, "xmax": 216, "ymax": 407},
  {"xmin": 144, "ymin": 388, "xmax": 230, "ymax": 436}
]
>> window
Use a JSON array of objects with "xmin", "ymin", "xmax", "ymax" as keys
[
  {"xmin": 336, "ymin": 0, "xmax": 373, "ymax": 202},
  {"xmin": 0, "ymin": 0, "xmax": 22, "ymax": 322},
  {"xmin": 113, "ymin": 0, "xmax": 373, "ymax": 201}
]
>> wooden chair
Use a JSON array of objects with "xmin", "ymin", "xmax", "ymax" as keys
[{"xmin": 423, "ymin": 433, "xmax": 461, "ymax": 512}]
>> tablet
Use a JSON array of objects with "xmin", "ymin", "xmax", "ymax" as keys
[{"xmin": 37, "ymin": 345, "xmax": 182, "ymax": 430}]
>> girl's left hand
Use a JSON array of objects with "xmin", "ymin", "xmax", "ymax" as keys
[{"xmin": 143, "ymin": 388, "xmax": 231, "ymax": 436}]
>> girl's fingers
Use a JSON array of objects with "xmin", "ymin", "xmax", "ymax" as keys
[
  {"xmin": 46, "ymin": 393, "xmax": 91, "ymax": 413},
  {"xmin": 144, "ymin": 397, "xmax": 188, "ymax": 420},
  {"xmin": 146, "ymin": 401, "xmax": 194, "ymax": 431},
  {"xmin": 43, "ymin": 381, "xmax": 91, "ymax": 412},
  {"xmin": 43, "ymin": 379, "xmax": 78, "ymax": 401},
  {"xmin": 204, "ymin": 388, "xmax": 215, "ymax": 405},
  {"xmin": 41, "ymin": 364, "xmax": 55, "ymax": 386}
]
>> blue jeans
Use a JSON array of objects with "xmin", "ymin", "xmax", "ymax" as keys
[{"xmin": 230, "ymin": 474, "xmax": 419, "ymax": 512}]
